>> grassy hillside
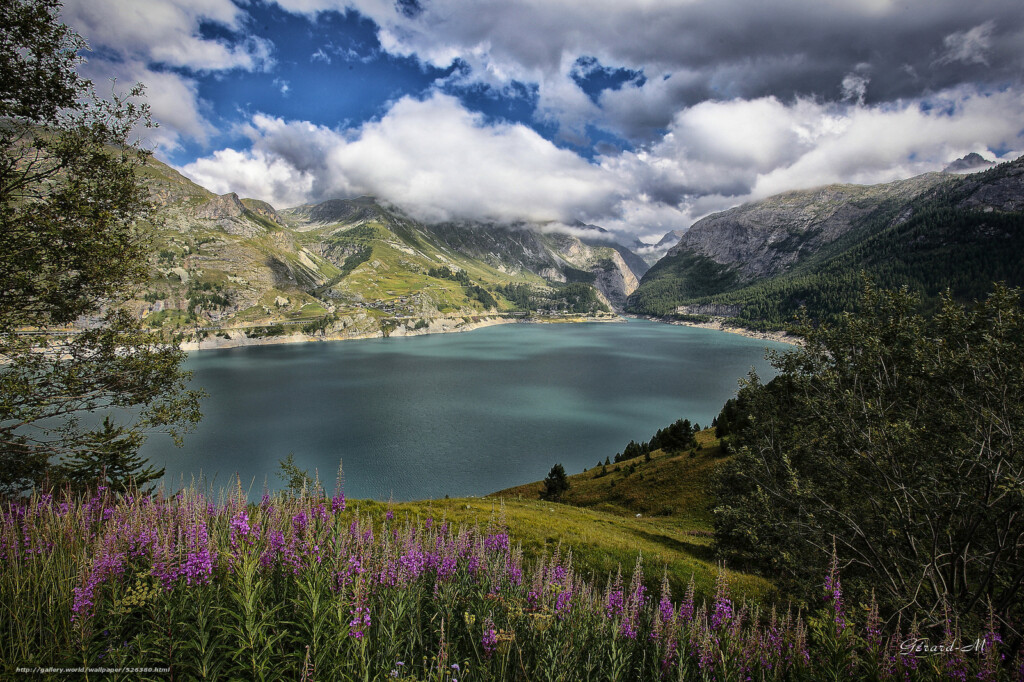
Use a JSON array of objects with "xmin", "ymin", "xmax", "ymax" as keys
[{"xmin": 484, "ymin": 430, "xmax": 765, "ymax": 602}]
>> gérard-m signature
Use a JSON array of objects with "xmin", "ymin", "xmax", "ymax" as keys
[{"xmin": 900, "ymin": 638, "xmax": 989, "ymax": 656}]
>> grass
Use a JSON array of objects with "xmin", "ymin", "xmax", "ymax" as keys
[
  {"xmin": 493, "ymin": 429, "xmax": 724, "ymax": 523},
  {"xmin": 484, "ymin": 430, "xmax": 774, "ymax": 605}
]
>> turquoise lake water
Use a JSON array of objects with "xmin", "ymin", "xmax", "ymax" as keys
[{"xmin": 143, "ymin": 318, "xmax": 791, "ymax": 500}]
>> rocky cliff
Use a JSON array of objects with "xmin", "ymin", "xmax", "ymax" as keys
[{"xmin": 668, "ymin": 173, "xmax": 952, "ymax": 280}]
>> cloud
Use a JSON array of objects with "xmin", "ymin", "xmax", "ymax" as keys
[
  {"xmin": 841, "ymin": 66, "xmax": 871, "ymax": 105},
  {"xmin": 937, "ymin": 21, "xmax": 996, "ymax": 66},
  {"xmin": 62, "ymin": 0, "xmax": 275, "ymax": 150},
  {"xmin": 181, "ymin": 93, "xmax": 621, "ymax": 223},
  {"xmin": 63, "ymin": 0, "xmax": 273, "ymax": 72},
  {"xmin": 596, "ymin": 87, "xmax": 1024, "ymax": 237},
  {"xmin": 269, "ymin": 0, "xmax": 1024, "ymax": 144},
  {"xmin": 76, "ymin": 57, "xmax": 213, "ymax": 149},
  {"xmin": 182, "ymin": 148, "xmax": 316, "ymax": 207},
  {"xmin": 179, "ymin": 84, "xmax": 1024, "ymax": 245}
]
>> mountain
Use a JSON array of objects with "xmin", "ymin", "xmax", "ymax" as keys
[
  {"xmin": 128, "ymin": 157, "xmax": 647, "ymax": 342},
  {"xmin": 627, "ymin": 157, "xmax": 1024, "ymax": 326},
  {"xmin": 944, "ymin": 152, "xmax": 996, "ymax": 174}
]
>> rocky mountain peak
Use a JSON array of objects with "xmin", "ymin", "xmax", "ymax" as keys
[{"xmin": 944, "ymin": 152, "xmax": 996, "ymax": 174}]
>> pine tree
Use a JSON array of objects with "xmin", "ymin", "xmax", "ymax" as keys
[
  {"xmin": 541, "ymin": 464, "xmax": 569, "ymax": 502},
  {"xmin": 59, "ymin": 417, "xmax": 164, "ymax": 493}
]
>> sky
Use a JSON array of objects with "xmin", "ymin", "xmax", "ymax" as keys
[{"xmin": 61, "ymin": 0, "xmax": 1024, "ymax": 245}]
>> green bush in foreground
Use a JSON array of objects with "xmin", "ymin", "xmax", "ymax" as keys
[
  {"xmin": 715, "ymin": 284, "xmax": 1024, "ymax": 640},
  {"xmin": 1, "ymin": 486, "xmax": 1018, "ymax": 680}
]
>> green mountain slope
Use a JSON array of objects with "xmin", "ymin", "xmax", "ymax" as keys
[
  {"xmin": 126, "ymin": 157, "xmax": 648, "ymax": 343},
  {"xmin": 627, "ymin": 158, "xmax": 1024, "ymax": 326}
]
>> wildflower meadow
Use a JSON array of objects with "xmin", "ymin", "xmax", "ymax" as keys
[{"xmin": 1, "ymin": 484, "xmax": 1019, "ymax": 680}]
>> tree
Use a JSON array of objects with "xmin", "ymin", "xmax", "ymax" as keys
[
  {"xmin": 541, "ymin": 464, "xmax": 569, "ymax": 502},
  {"xmin": 0, "ymin": 0, "xmax": 202, "ymax": 495},
  {"xmin": 278, "ymin": 453, "xmax": 310, "ymax": 495},
  {"xmin": 714, "ymin": 283, "xmax": 1024, "ymax": 633},
  {"xmin": 59, "ymin": 417, "xmax": 163, "ymax": 493}
]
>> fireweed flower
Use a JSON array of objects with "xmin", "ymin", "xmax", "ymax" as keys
[
  {"xmin": 554, "ymin": 588, "xmax": 572, "ymax": 616},
  {"xmin": 229, "ymin": 511, "xmax": 253, "ymax": 546},
  {"xmin": 348, "ymin": 602, "xmax": 371, "ymax": 639},
  {"xmin": 291, "ymin": 510, "xmax": 309, "ymax": 535},
  {"xmin": 823, "ymin": 551, "xmax": 846, "ymax": 632},
  {"xmin": 605, "ymin": 568, "xmax": 625, "ymax": 620},
  {"xmin": 484, "ymin": 532, "xmax": 508, "ymax": 553},
  {"xmin": 482, "ymin": 617, "xmax": 498, "ymax": 658},
  {"xmin": 679, "ymin": 575, "xmax": 696, "ymax": 623},
  {"xmin": 865, "ymin": 591, "xmax": 882, "ymax": 648},
  {"xmin": 711, "ymin": 569, "xmax": 733, "ymax": 630},
  {"xmin": 261, "ymin": 530, "xmax": 286, "ymax": 568}
]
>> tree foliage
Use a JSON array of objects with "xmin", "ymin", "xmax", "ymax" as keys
[
  {"xmin": 614, "ymin": 419, "xmax": 697, "ymax": 463},
  {"xmin": 541, "ymin": 463, "xmax": 569, "ymax": 502},
  {"xmin": 713, "ymin": 283, "xmax": 1024, "ymax": 633},
  {"xmin": 277, "ymin": 453, "xmax": 310, "ymax": 495},
  {"xmin": 0, "ymin": 0, "xmax": 202, "ymax": 495}
]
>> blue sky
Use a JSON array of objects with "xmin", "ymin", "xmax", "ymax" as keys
[{"xmin": 61, "ymin": 0, "xmax": 1024, "ymax": 243}]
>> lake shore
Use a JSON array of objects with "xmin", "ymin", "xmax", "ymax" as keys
[
  {"xmin": 633, "ymin": 315, "xmax": 799, "ymax": 345},
  {"xmin": 179, "ymin": 313, "xmax": 624, "ymax": 352}
]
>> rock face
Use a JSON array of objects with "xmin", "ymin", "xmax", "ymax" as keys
[
  {"xmin": 415, "ymin": 220, "xmax": 647, "ymax": 311},
  {"xmin": 191, "ymin": 193, "xmax": 268, "ymax": 237},
  {"xmin": 194, "ymin": 192, "xmax": 245, "ymax": 220},
  {"xmin": 956, "ymin": 161, "xmax": 1024, "ymax": 212},
  {"xmin": 668, "ymin": 173, "xmax": 952, "ymax": 280},
  {"xmin": 241, "ymin": 198, "xmax": 284, "ymax": 226},
  {"xmin": 593, "ymin": 251, "xmax": 640, "ymax": 310},
  {"xmin": 944, "ymin": 153, "xmax": 996, "ymax": 174}
]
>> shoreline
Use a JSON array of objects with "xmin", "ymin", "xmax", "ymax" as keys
[
  {"xmin": 633, "ymin": 315, "xmax": 799, "ymax": 345},
  {"xmin": 179, "ymin": 314, "xmax": 624, "ymax": 352},
  {"xmin": 176, "ymin": 311, "xmax": 797, "ymax": 353}
]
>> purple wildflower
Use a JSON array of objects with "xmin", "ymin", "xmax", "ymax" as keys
[
  {"xmin": 291, "ymin": 510, "xmax": 308, "ymax": 534},
  {"xmin": 482, "ymin": 617, "xmax": 497, "ymax": 658},
  {"xmin": 711, "ymin": 569, "xmax": 733, "ymax": 630},
  {"xmin": 348, "ymin": 603, "xmax": 371, "ymax": 639},
  {"xmin": 229, "ymin": 511, "xmax": 253, "ymax": 546},
  {"xmin": 679, "ymin": 576, "xmax": 696, "ymax": 623},
  {"xmin": 824, "ymin": 551, "xmax": 846, "ymax": 632}
]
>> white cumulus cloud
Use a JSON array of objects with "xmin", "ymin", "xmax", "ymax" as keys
[
  {"xmin": 62, "ymin": 0, "xmax": 274, "ymax": 150},
  {"xmin": 181, "ymin": 93, "xmax": 622, "ymax": 223},
  {"xmin": 179, "ymin": 85, "xmax": 1024, "ymax": 245}
]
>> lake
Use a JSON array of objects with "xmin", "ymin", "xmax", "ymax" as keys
[{"xmin": 144, "ymin": 318, "xmax": 791, "ymax": 500}]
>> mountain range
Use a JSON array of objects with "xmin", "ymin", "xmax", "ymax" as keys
[
  {"xmin": 131, "ymin": 157, "xmax": 649, "ymax": 343},
  {"xmin": 130, "ymin": 153, "xmax": 1023, "ymax": 340},
  {"xmin": 627, "ymin": 155, "xmax": 1024, "ymax": 327}
]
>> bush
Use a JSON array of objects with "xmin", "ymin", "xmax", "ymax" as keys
[{"xmin": 714, "ymin": 283, "xmax": 1024, "ymax": 633}]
